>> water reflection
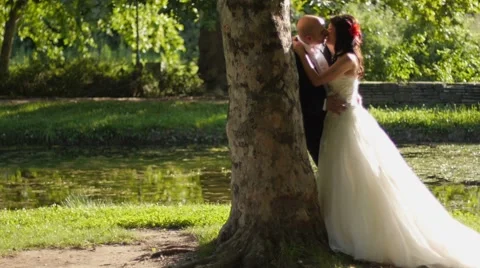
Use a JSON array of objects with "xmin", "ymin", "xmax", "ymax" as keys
[
  {"xmin": 0, "ymin": 146, "xmax": 231, "ymax": 209},
  {"xmin": 0, "ymin": 145, "xmax": 478, "ymax": 212},
  {"xmin": 0, "ymin": 168, "xmax": 217, "ymax": 209}
]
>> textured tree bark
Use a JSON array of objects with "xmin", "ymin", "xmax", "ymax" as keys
[
  {"xmin": 177, "ymin": 1, "xmax": 328, "ymax": 267},
  {"xmin": 0, "ymin": 0, "xmax": 28, "ymax": 77},
  {"xmin": 197, "ymin": 22, "xmax": 227, "ymax": 96}
]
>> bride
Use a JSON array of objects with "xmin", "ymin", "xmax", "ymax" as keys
[{"xmin": 293, "ymin": 14, "xmax": 480, "ymax": 268}]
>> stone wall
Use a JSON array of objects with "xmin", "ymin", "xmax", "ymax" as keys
[{"xmin": 359, "ymin": 82, "xmax": 480, "ymax": 106}]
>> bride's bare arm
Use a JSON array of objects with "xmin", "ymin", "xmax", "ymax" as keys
[{"xmin": 292, "ymin": 40, "xmax": 357, "ymax": 87}]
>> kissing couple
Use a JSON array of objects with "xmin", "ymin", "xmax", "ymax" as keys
[{"xmin": 293, "ymin": 14, "xmax": 480, "ymax": 268}]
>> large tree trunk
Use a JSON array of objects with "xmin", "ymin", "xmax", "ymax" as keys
[
  {"xmin": 0, "ymin": 0, "xmax": 28, "ymax": 77},
  {"xmin": 180, "ymin": 1, "xmax": 328, "ymax": 267},
  {"xmin": 198, "ymin": 22, "xmax": 227, "ymax": 96}
]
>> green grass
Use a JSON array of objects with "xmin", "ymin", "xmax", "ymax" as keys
[
  {"xmin": 370, "ymin": 104, "xmax": 480, "ymax": 128},
  {"xmin": 1, "ymin": 101, "xmax": 479, "ymax": 146},
  {"xmin": 0, "ymin": 204, "xmax": 230, "ymax": 256},
  {"xmin": 370, "ymin": 104, "xmax": 480, "ymax": 143},
  {"xmin": 0, "ymin": 100, "xmax": 226, "ymax": 130},
  {"xmin": 1, "ymin": 203, "xmax": 478, "ymax": 267},
  {"xmin": 0, "ymin": 100, "xmax": 227, "ymax": 146}
]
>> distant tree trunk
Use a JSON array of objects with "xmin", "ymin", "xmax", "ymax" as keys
[
  {"xmin": 198, "ymin": 22, "xmax": 227, "ymax": 96},
  {"xmin": 0, "ymin": 0, "xmax": 28, "ymax": 77},
  {"xmin": 180, "ymin": 1, "xmax": 328, "ymax": 267}
]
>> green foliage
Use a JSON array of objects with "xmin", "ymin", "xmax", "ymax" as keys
[
  {"xmin": 429, "ymin": 36, "xmax": 480, "ymax": 82},
  {"xmin": 352, "ymin": 1, "xmax": 480, "ymax": 81},
  {"xmin": 1, "ymin": 58, "xmax": 134, "ymax": 97},
  {"xmin": 293, "ymin": 0, "xmax": 355, "ymax": 18},
  {"xmin": 106, "ymin": 0, "xmax": 186, "ymax": 66},
  {"xmin": 1, "ymin": 0, "xmax": 202, "ymax": 97},
  {"xmin": 163, "ymin": 0, "xmax": 217, "ymax": 63},
  {"xmin": 292, "ymin": 0, "xmax": 480, "ymax": 82},
  {"xmin": 166, "ymin": 0, "xmax": 218, "ymax": 30},
  {"xmin": 345, "ymin": 4, "xmax": 415, "ymax": 81},
  {"xmin": 2, "ymin": 0, "xmax": 480, "ymax": 96},
  {"xmin": 0, "ymin": 1, "xmax": 8, "ymax": 45},
  {"xmin": 1, "ymin": 57, "xmax": 203, "ymax": 97},
  {"xmin": 155, "ymin": 61, "xmax": 203, "ymax": 96},
  {"xmin": 18, "ymin": 0, "xmax": 96, "ymax": 60},
  {"xmin": 2, "ymin": 0, "xmax": 190, "ymax": 69}
]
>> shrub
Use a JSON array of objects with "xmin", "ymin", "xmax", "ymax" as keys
[{"xmin": 0, "ymin": 58, "xmax": 203, "ymax": 98}]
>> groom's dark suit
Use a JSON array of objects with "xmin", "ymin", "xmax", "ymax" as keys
[{"xmin": 296, "ymin": 46, "xmax": 333, "ymax": 164}]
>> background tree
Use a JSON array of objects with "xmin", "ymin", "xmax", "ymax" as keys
[
  {"xmin": 0, "ymin": 0, "xmax": 28, "ymax": 77},
  {"xmin": 166, "ymin": 0, "xmax": 227, "ymax": 95}
]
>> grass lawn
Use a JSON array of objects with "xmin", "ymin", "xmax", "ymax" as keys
[
  {"xmin": 0, "ymin": 100, "xmax": 227, "ymax": 146},
  {"xmin": 1, "ymin": 100, "xmax": 479, "ymax": 145},
  {"xmin": 1, "ymin": 203, "xmax": 479, "ymax": 267},
  {"xmin": 0, "ymin": 204, "xmax": 229, "ymax": 256},
  {"xmin": 1, "ymin": 100, "xmax": 479, "ymax": 266}
]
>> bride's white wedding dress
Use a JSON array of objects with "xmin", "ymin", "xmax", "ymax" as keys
[{"xmin": 317, "ymin": 75, "xmax": 480, "ymax": 268}]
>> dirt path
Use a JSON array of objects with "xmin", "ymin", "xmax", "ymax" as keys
[{"xmin": 0, "ymin": 230, "xmax": 198, "ymax": 268}]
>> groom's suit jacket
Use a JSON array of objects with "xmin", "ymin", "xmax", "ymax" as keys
[{"xmin": 296, "ymin": 44, "xmax": 333, "ymax": 164}]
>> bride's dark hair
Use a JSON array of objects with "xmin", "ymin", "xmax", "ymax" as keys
[{"xmin": 330, "ymin": 14, "xmax": 364, "ymax": 78}]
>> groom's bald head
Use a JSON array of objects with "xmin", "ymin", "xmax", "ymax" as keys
[{"xmin": 297, "ymin": 15, "xmax": 327, "ymax": 45}]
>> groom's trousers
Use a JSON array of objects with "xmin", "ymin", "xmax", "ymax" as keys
[{"xmin": 303, "ymin": 113, "xmax": 326, "ymax": 165}]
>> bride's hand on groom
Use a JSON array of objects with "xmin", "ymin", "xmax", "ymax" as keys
[
  {"xmin": 326, "ymin": 95, "xmax": 347, "ymax": 115},
  {"xmin": 292, "ymin": 36, "xmax": 305, "ymax": 55}
]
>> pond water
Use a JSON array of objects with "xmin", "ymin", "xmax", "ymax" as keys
[{"xmin": 0, "ymin": 144, "xmax": 479, "ymax": 213}]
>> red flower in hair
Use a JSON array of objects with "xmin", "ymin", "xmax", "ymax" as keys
[{"xmin": 349, "ymin": 23, "xmax": 361, "ymax": 38}]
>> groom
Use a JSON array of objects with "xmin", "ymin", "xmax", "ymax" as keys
[{"xmin": 294, "ymin": 15, "xmax": 343, "ymax": 164}]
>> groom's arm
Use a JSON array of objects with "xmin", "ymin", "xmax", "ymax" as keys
[
  {"xmin": 325, "ymin": 95, "xmax": 347, "ymax": 115},
  {"xmin": 324, "ymin": 94, "xmax": 363, "ymax": 114}
]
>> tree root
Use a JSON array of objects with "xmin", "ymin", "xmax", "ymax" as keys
[
  {"xmin": 172, "ymin": 251, "xmax": 243, "ymax": 268},
  {"xmin": 168, "ymin": 255, "xmax": 216, "ymax": 268},
  {"xmin": 171, "ymin": 225, "xmax": 329, "ymax": 268},
  {"xmin": 199, "ymin": 251, "xmax": 243, "ymax": 268},
  {"xmin": 151, "ymin": 247, "xmax": 195, "ymax": 258},
  {"xmin": 170, "ymin": 230, "xmax": 246, "ymax": 268}
]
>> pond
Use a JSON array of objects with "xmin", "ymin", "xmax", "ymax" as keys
[{"xmin": 0, "ymin": 144, "xmax": 479, "ymax": 213}]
